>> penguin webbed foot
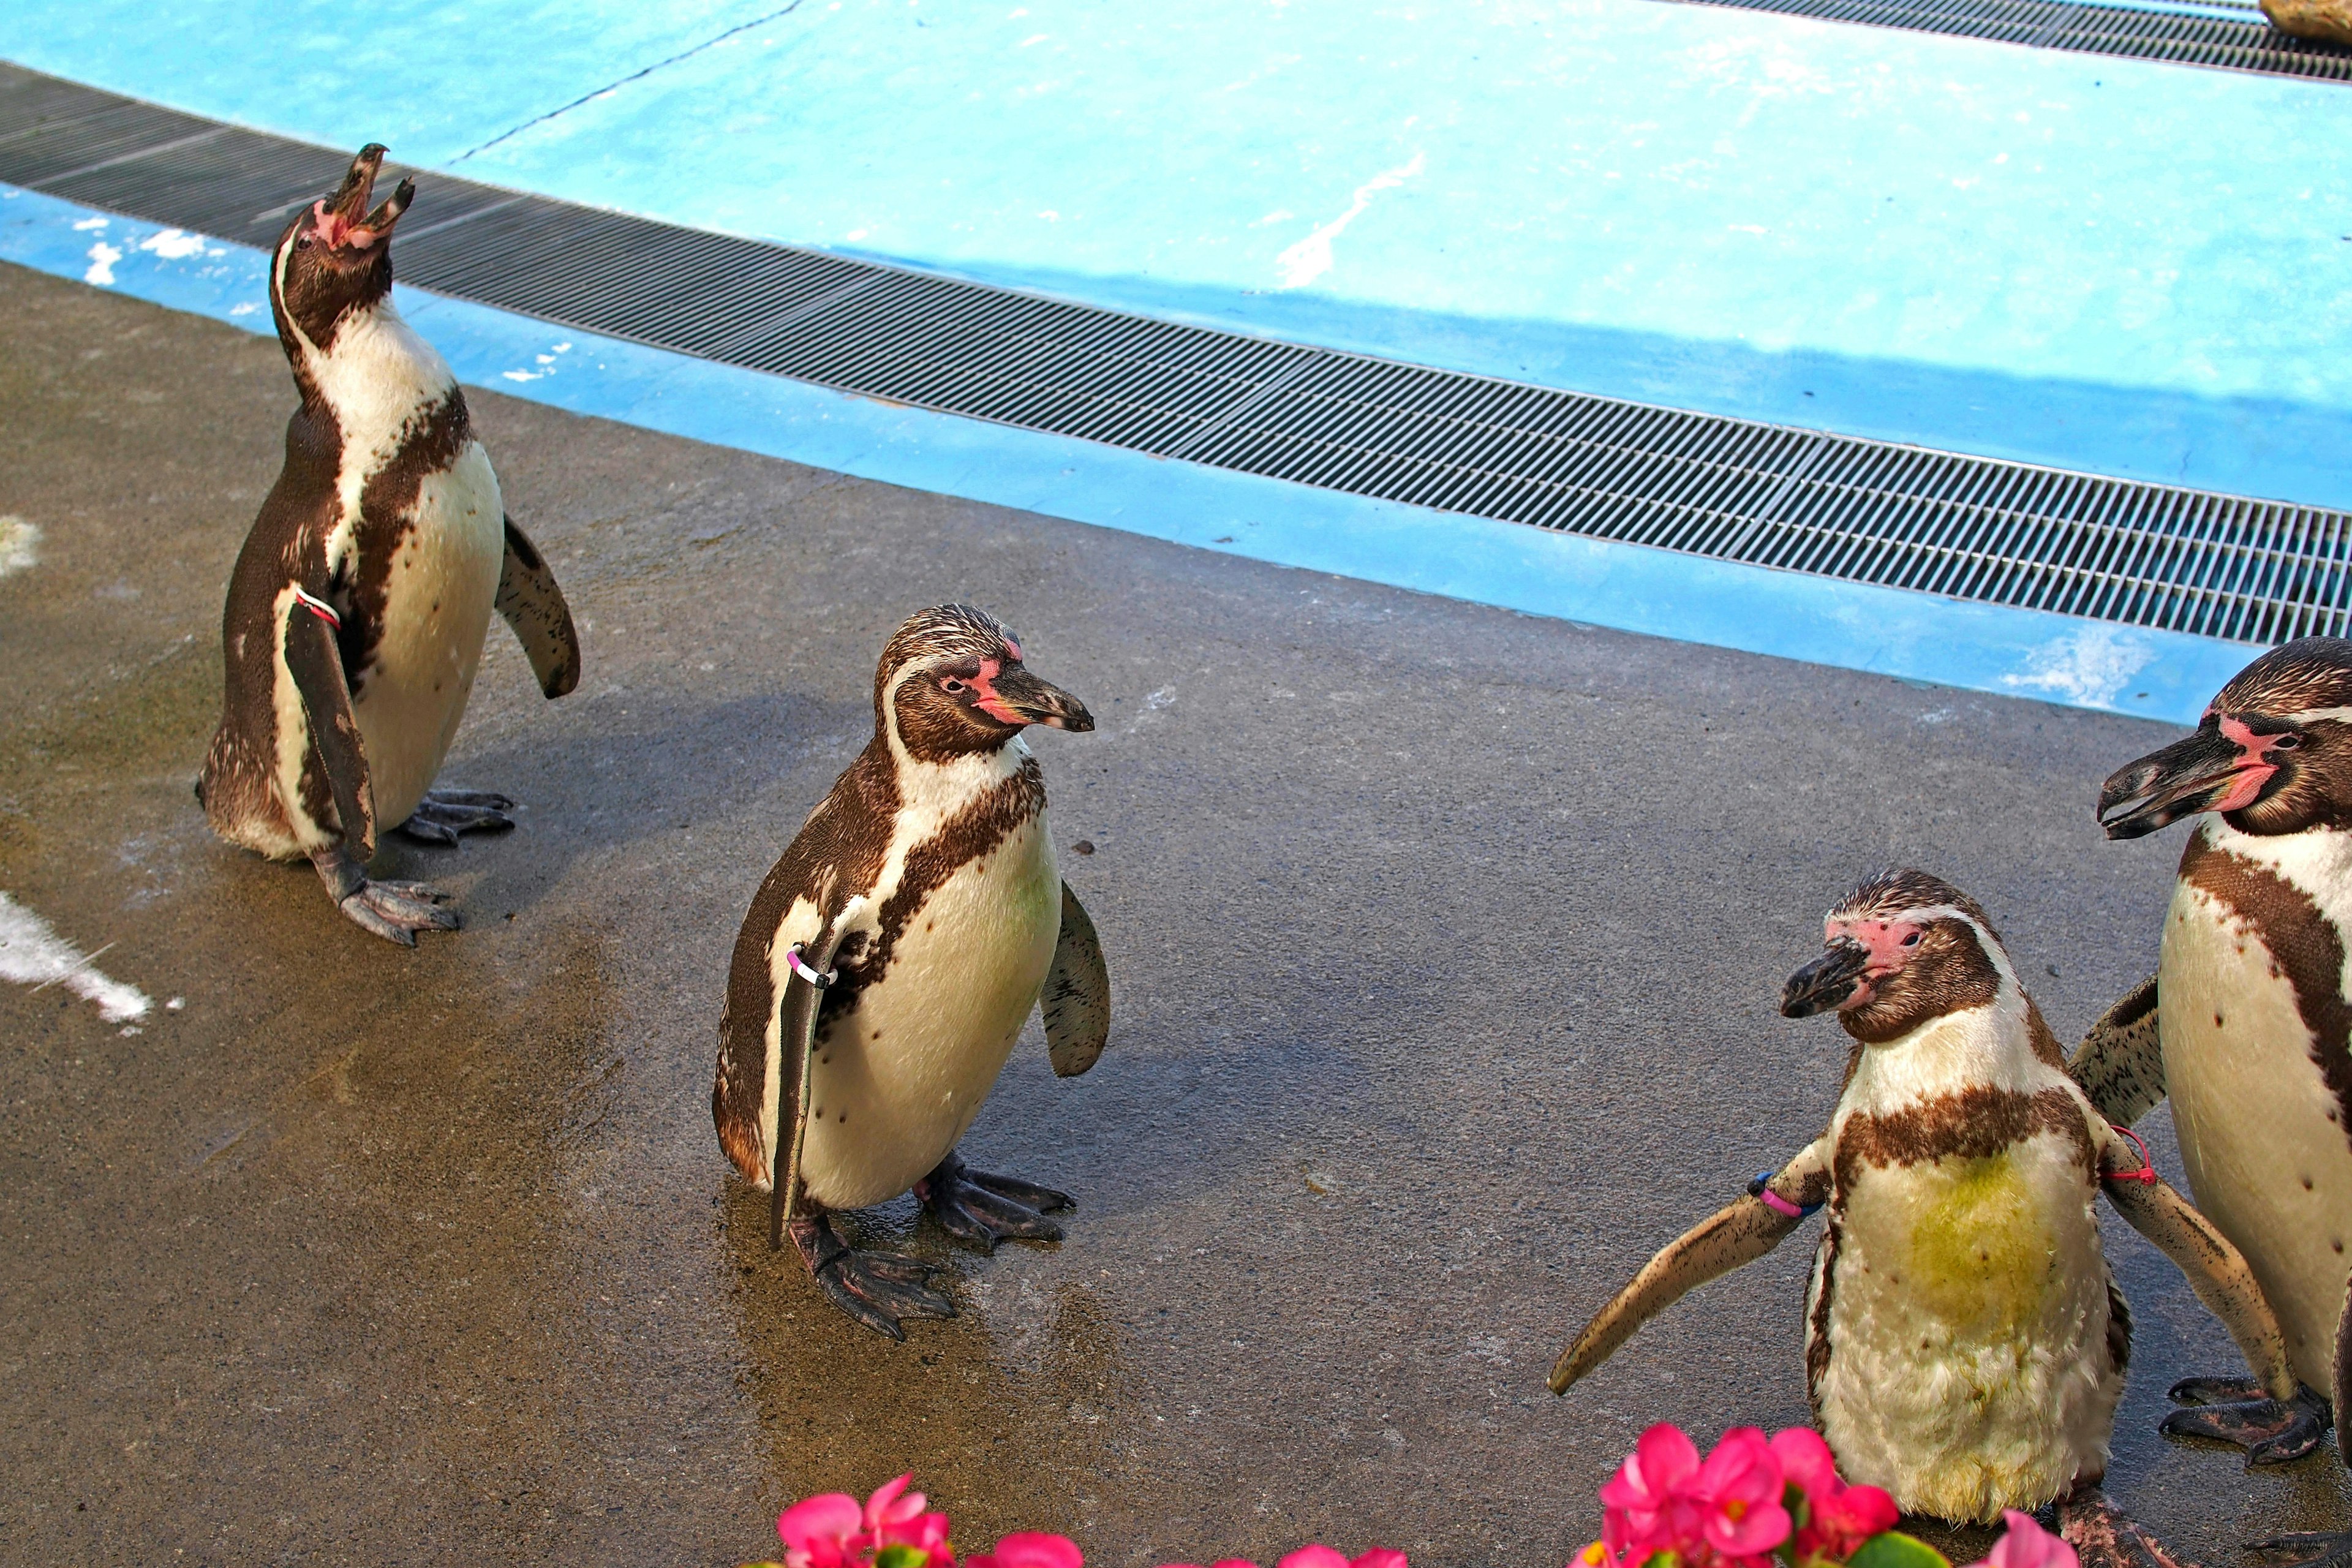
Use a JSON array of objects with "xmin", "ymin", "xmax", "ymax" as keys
[
  {"xmin": 791, "ymin": 1212, "xmax": 956, "ymax": 1341},
  {"xmin": 914, "ymin": 1151, "xmax": 1071, "ymax": 1253},
  {"xmin": 312, "ymin": 847, "xmax": 460, "ymax": 946},
  {"xmin": 392, "ymin": 788, "xmax": 518, "ymax": 846},
  {"xmin": 2160, "ymin": 1376, "xmax": 2332, "ymax": 1464},
  {"xmin": 2059, "ymin": 1483, "xmax": 2199, "ymax": 1568},
  {"xmin": 2250, "ymin": 1528, "xmax": 2352, "ymax": 1568}
]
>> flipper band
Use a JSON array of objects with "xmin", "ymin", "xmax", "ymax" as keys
[
  {"xmin": 1749, "ymin": 1170, "xmax": 1820, "ymax": 1218},
  {"xmin": 2107, "ymin": 1123, "xmax": 2159, "ymax": 1185},
  {"xmin": 786, "ymin": 944, "xmax": 836, "ymax": 990},
  {"xmin": 290, "ymin": 586, "xmax": 342, "ymax": 629}
]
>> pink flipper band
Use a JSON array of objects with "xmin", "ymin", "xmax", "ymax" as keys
[
  {"xmin": 785, "ymin": 944, "xmax": 836, "ymax": 990},
  {"xmin": 290, "ymin": 586, "xmax": 341, "ymax": 630},
  {"xmin": 1747, "ymin": 1170, "xmax": 1819, "ymax": 1218},
  {"xmin": 2109, "ymin": 1123, "xmax": 2159, "ymax": 1185}
]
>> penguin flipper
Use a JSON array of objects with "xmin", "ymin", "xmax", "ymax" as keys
[
  {"xmin": 1549, "ymin": 1144, "xmax": 1829, "ymax": 1395},
  {"xmin": 282, "ymin": 596, "xmax": 376, "ymax": 858},
  {"xmin": 2100, "ymin": 1144, "xmax": 2305, "ymax": 1414},
  {"xmin": 1042, "ymin": 881, "xmax": 1110, "ymax": 1078},
  {"xmin": 493, "ymin": 516, "xmax": 581, "ymax": 699},
  {"xmin": 2068, "ymin": 973, "xmax": 2165, "ymax": 1126}
]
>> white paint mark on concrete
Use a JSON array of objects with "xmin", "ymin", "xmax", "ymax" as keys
[
  {"xmin": 1275, "ymin": 151, "xmax": 1425, "ymax": 290},
  {"xmin": 2000, "ymin": 624, "xmax": 2155, "ymax": 708},
  {"xmin": 138, "ymin": 228, "xmax": 208, "ymax": 260},
  {"xmin": 0, "ymin": 516, "xmax": 39, "ymax": 576},
  {"xmin": 84, "ymin": 241, "xmax": 123, "ymax": 285},
  {"xmin": 0, "ymin": 892, "xmax": 151, "ymax": 1023}
]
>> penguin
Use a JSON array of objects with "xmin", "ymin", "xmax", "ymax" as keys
[
  {"xmin": 1550, "ymin": 870, "xmax": 2301, "ymax": 1564},
  {"xmin": 2082, "ymin": 635, "xmax": 2352, "ymax": 1568},
  {"xmin": 198, "ymin": 145, "xmax": 581, "ymax": 944},
  {"xmin": 711, "ymin": 605, "xmax": 1112, "ymax": 1340}
]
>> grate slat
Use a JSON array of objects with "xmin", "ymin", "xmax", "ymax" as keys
[
  {"xmin": 1656, "ymin": 0, "xmax": 2352, "ymax": 78},
  {"xmin": 4, "ymin": 61, "xmax": 2344, "ymax": 652}
]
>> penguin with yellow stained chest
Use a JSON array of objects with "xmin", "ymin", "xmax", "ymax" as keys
[
  {"xmin": 197, "ymin": 146, "xmax": 581, "ymax": 944},
  {"xmin": 2083, "ymin": 637, "xmax": 2352, "ymax": 1568},
  {"xmin": 712, "ymin": 606, "xmax": 1113, "ymax": 1339},
  {"xmin": 1551, "ymin": 870, "xmax": 2302, "ymax": 1566}
]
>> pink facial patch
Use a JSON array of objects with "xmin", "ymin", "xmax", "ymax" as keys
[
  {"xmin": 1826, "ymin": 916, "xmax": 1921, "ymax": 982},
  {"xmin": 967, "ymin": 657, "xmax": 1026, "ymax": 725},
  {"xmin": 2212, "ymin": 715, "xmax": 2288, "ymax": 812},
  {"xmin": 1003, "ymin": 636, "xmax": 1022, "ymax": 662}
]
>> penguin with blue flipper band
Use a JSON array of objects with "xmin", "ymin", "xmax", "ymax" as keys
[{"xmin": 1551, "ymin": 870, "xmax": 2302, "ymax": 1567}]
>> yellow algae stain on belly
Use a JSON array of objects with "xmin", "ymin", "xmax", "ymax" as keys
[{"xmin": 1903, "ymin": 1155, "xmax": 2059, "ymax": 1335}]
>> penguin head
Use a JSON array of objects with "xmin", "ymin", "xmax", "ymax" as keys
[
  {"xmin": 875, "ymin": 605, "xmax": 1095, "ymax": 761},
  {"xmin": 1781, "ymin": 869, "xmax": 2013, "ymax": 1044},
  {"xmin": 2100, "ymin": 636, "xmax": 2352, "ymax": 840},
  {"xmin": 270, "ymin": 143, "xmax": 415, "ymax": 356}
]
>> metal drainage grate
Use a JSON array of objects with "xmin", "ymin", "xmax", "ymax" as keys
[
  {"xmin": 4, "ymin": 61, "xmax": 2347, "ymax": 646},
  {"xmin": 1659, "ymin": 0, "xmax": 2352, "ymax": 83}
]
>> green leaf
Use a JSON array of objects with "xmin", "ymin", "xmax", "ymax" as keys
[
  {"xmin": 875, "ymin": 1546, "xmax": 932, "ymax": 1568},
  {"xmin": 1846, "ymin": 1532, "xmax": 1953, "ymax": 1568}
]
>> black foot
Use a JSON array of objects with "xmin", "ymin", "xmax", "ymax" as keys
[
  {"xmin": 2163, "ymin": 1376, "xmax": 2334, "ymax": 1465},
  {"xmin": 2060, "ymin": 1485, "xmax": 2199, "ymax": 1568},
  {"xmin": 312, "ymin": 845, "xmax": 459, "ymax": 946},
  {"xmin": 913, "ymin": 1150, "xmax": 1072, "ymax": 1253},
  {"xmin": 2251, "ymin": 1530, "xmax": 2352, "ymax": 1568},
  {"xmin": 393, "ymin": 788, "xmax": 518, "ymax": 845},
  {"xmin": 791, "ymin": 1212, "xmax": 955, "ymax": 1341}
]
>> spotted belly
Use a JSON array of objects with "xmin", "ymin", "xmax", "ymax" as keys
[
  {"xmin": 2161, "ymin": 876, "xmax": 2352, "ymax": 1390},
  {"xmin": 1811, "ymin": 1135, "xmax": 2118, "ymax": 1523},
  {"xmin": 345, "ymin": 442, "xmax": 505, "ymax": 827},
  {"xmin": 799, "ymin": 815, "xmax": 1063, "ymax": 1210}
]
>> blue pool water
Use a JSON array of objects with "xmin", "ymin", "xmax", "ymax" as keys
[{"xmin": 6, "ymin": 0, "xmax": 2350, "ymax": 507}]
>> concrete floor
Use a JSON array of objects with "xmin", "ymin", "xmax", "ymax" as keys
[{"xmin": 1, "ymin": 260, "xmax": 2345, "ymax": 1566}]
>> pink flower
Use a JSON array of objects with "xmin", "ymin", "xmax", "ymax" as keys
[
  {"xmin": 967, "ymin": 1533, "xmax": 1083, "ymax": 1568},
  {"xmin": 1599, "ymin": 1425, "xmax": 1792, "ymax": 1567},
  {"xmin": 1276, "ymin": 1549, "xmax": 1409, "ymax": 1568},
  {"xmin": 1967, "ymin": 1512, "xmax": 2079, "ymax": 1568},
  {"xmin": 1152, "ymin": 1560, "xmax": 1261, "ymax": 1568},
  {"xmin": 864, "ymin": 1475, "xmax": 954, "ymax": 1559},
  {"xmin": 1600, "ymin": 1422, "xmax": 1709, "ymax": 1559},
  {"xmin": 1685, "ymin": 1428, "xmax": 1792, "ymax": 1561},
  {"xmin": 777, "ymin": 1491, "xmax": 869, "ymax": 1568},
  {"xmin": 1767, "ymin": 1428, "xmax": 1899, "ymax": 1558}
]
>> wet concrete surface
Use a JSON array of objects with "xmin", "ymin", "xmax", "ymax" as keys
[{"xmin": 0, "ymin": 259, "xmax": 2345, "ymax": 1567}]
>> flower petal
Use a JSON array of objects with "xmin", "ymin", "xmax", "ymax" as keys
[{"xmin": 1278, "ymin": 1548, "xmax": 1352, "ymax": 1568}]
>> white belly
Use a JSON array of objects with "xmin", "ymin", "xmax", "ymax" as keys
[
  {"xmin": 2161, "ymin": 875, "xmax": 2352, "ymax": 1390},
  {"xmin": 801, "ymin": 813, "xmax": 1062, "ymax": 1209},
  {"xmin": 349, "ymin": 442, "xmax": 504, "ymax": 827},
  {"xmin": 1812, "ymin": 1132, "xmax": 2118, "ymax": 1523}
]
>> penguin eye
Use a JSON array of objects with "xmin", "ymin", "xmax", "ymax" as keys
[
  {"xmin": 940, "ymin": 677, "xmax": 967, "ymax": 694},
  {"xmin": 1900, "ymin": 930, "xmax": 1921, "ymax": 947},
  {"xmin": 295, "ymin": 233, "xmax": 313, "ymax": 250},
  {"xmin": 2273, "ymin": 733, "xmax": 2301, "ymax": 750}
]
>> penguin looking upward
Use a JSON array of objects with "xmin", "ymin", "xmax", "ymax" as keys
[
  {"xmin": 2084, "ymin": 636, "xmax": 2352, "ymax": 1568},
  {"xmin": 712, "ymin": 605, "xmax": 1112, "ymax": 1340},
  {"xmin": 198, "ymin": 145, "xmax": 581, "ymax": 943},
  {"xmin": 1551, "ymin": 870, "xmax": 2299, "ymax": 1564}
]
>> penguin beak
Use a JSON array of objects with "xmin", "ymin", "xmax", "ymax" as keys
[
  {"xmin": 1781, "ymin": 938, "xmax": 1873, "ymax": 1019},
  {"xmin": 2098, "ymin": 723, "xmax": 2267, "ymax": 840},
  {"xmin": 311, "ymin": 143, "xmax": 415, "ymax": 255},
  {"xmin": 982, "ymin": 666, "xmax": 1095, "ymax": 732}
]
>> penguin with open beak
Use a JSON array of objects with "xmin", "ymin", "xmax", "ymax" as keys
[
  {"xmin": 1554, "ymin": 870, "xmax": 2302, "ymax": 1565},
  {"xmin": 711, "ymin": 606, "xmax": 1112, "ymax": 1338},
  {"xmin": 2078, "ymin": 636, "xmax": 2352, "ymax": 1567}
]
